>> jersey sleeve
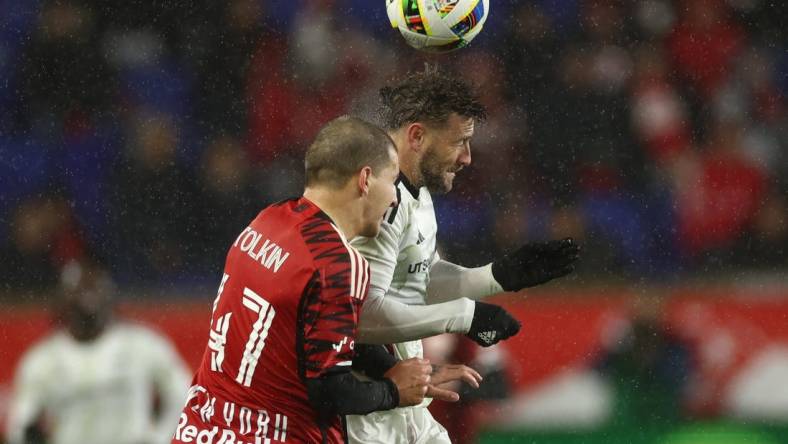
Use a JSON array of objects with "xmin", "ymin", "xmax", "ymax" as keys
[
  {"xmin": 427, "ymin": 261, "xmax": 504, "ymax": 304},
  {"xmin": 299, "ymin": 257, "xmax": 368, "ymax": 379}
]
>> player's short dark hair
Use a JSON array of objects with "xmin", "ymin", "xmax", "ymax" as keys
[
  {"xmin": 305, "ymin": 116, "xmax": 396, "ymax": 188},
  {"xmin": 379, "ymin": 66, "xmax": 487, "ymax": 130}
]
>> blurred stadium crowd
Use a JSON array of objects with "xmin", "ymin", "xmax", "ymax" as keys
[{"xmin": 0, "ymin": 0, "xmax": 786, "ymax": 293}]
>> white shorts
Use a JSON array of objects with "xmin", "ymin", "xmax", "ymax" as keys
[{"xmin": 346, "ymin": 406, "xmax": 450, "ymax": 444}]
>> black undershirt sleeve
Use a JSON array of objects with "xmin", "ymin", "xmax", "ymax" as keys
[
  {"xmin": 305, "ymin": 371, "xmax": 399, "ymax": 418},
  {"xmin": 352, "ymin": 344, "xmax": 398, "ymax": 379}
]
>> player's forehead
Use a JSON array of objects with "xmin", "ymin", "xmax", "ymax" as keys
[{"xmin": 441, "ymin": 113, "xmax": 475, "ymax": 138}]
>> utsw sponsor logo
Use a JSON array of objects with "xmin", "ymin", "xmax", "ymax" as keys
[{"xmin": 408, "ymin": 259, "xmax": 430, "ymax": 274}]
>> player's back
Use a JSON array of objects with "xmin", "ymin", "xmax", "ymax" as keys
[{"xmin": 174, "ymin": 197, "xmax": 366, "ymax": 444}]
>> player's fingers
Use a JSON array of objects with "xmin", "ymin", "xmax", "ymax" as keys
[
  {"xmin": 459, "ymin": 369, "xmax": 481, "ymax": 388},
  {"xmin": 431, "ymin": 365, "xmax": 481, "ymax": 387},
  {"xmin": 451, "ymin": 365, "xmax": 483, "ymax": 386},
  {"xmin": 556, "ymin": 242, "xmax": 580, "ymax": 259},
  {"xmin": 427, "ymin": 385, "xmax": 460, "ymax": 402},
  {"xmin": 502, "ymin": 321, "xmax": 522, "ymax": 339}
]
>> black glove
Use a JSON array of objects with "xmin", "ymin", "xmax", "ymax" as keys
[
  {"xmin": 467, "ymin": 301, "xmax": 521, "ymax": 347},
  {"xmin": 491, "ymin": 238, "xmax": 580, "ymax": 292}
]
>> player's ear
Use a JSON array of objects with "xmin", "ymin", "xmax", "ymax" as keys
[
  {"xmin": 357, "ymin": 166, "xmax": 372, "ymax": 196},
  {"xmin": 405, "ymin": 123, "xmax": 425, "ymax": 153}
]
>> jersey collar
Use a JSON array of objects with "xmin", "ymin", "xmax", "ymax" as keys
[
  {"xmin": 398, "ymin": 172, "xmax": 420, "ymax": 199},
  {"xmin": 296, "ymin": 196, "xmax": 334, "ymax": 223}
]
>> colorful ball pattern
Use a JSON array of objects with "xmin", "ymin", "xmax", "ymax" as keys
[{"xmin": 386, "ymin": 0, "xmax": 489, "ymax": 52}]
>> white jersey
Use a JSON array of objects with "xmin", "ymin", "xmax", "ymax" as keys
[
  {"xmin": 349, "ymin": 174, "xmax": 503, "ymax": 444},
  {"xmin": 5, "ymin": 322, "xmax": 191, "ymax": 444},
  {"xmin": 352, "ymin": 174, "xmax": 440, "ymax": 381}
]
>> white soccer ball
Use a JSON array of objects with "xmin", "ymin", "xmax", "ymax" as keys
[{"xmin": 386, "ymin": 0, "xmax": 490, "ymax": 53}]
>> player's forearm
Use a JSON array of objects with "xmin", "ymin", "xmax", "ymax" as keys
[
  {"xmin": 305, "ymin": 371, "xmax": 398, "ymax": 417},
  {"xmin": 426, "ymin": 261, "xmax": 503, "ymax": 303},
  {"xmin": 352, "ymin": 344, "xmax": 398, "ymax": 379},
  {"xmin": 356, "ymin": 287, "xmax": 475, "ymax": 343}
]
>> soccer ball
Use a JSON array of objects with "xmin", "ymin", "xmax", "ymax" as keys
[{"xmin": 386, "ymin": 0, "xmax": 489, "ymax": 53}]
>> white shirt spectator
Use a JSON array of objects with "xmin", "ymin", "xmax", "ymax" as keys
[{"xmin": 6, "ymin": 322, "xmax": 190, "ymax": 444}]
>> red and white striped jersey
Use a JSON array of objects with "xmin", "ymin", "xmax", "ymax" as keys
[{"xmin": 173, "ymin": 197, "xmax": 369, "ymax": 444}]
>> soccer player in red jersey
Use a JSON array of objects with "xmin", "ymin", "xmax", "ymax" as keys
[{"xmin": 172, "ymin": 116, "xmax": 439, "ymax": 444}]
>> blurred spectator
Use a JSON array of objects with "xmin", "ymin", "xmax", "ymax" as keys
[
  {"xmin": 107, "ymin": 110, "xmax": 199, "ymax": 282},
  {"xmin": 667, "ymin": 0, "xmax": 745, "ymax": 100},
  {"xmin": 189, "ymin": 0, "xmax": 265, "ymax": 136},
  {"xmin": 630, "ymin": 44, "xmax": 691, "ymax": 164},
  {"xmin": 0, "ymin": 194, "xmax": 85, "ymax": 292},
  {"xmin": 16, "ymin": 0, "xmax": 115, "ymax": 138},
  {"xmin": 4, "ymin": 260, "xmax": 190, "ymax": 444},
  {"xmin": 732, "ymin": 191, "xmax": 788, "ymax": 269},
  {"xmin": 194, "ymin": 134, "xmax": 263, "ymax": 273},
  {"xmin": 596, "ymin": 294, "xmax": 693, "ymax": 428},
  {"xmin": 246, "ymin": 1, "xmax": 369, "ymax": 164},
  {"xmin": 672, "ymin": 117, "xmax": 769, "ymax": 261}
]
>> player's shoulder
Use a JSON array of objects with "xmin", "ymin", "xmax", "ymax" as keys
[
  {"xmin": 110, "ymin": 320, "xmax": 163, "ymax": 337},
  {"xmin": 252, "ymin": 197, "xmax": 302, "ymax": 226},
  {"xmin": 20, "ymin": 330, "xmax": 69, "ymax": 360},
  {"xmin": 15, "ymin": 330, "xmax": 73, "ymax": 376},
  {"xmin": 299, "ymin": 210, "xmax": 362, "ymax": 268},
  {"xmin": 107, "ymin": 321, "xmax": 175, "ymax": 349}
]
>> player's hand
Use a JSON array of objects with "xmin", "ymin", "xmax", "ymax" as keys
[
  {"xmin": 491, "ymin": 238, "xmax": 580, "ymax": 291},
  {"xmin": 384, "ymin": 358, "xmax": 431, "ymax": 407},
  {"xmin": 467, "ymin": 301, "xmax": 521, "ymax": 347},
  {"xmin": 426, "ymin": 364, "xmax": 483, "ymax": 402}
]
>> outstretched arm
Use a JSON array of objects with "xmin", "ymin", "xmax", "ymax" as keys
[
  {"xmin": 356, "ymin": 286, "xmax": 475, "ymax": 344},
  {"xmin": 427, "ymin": 238, "xmax": 581, "ymax": 304},
  {"xmin": 427, "ymin": 260, "xmax": 503, "ymax": 304},
  {"xmin": 357, "ymin": 286, "xmax": 520, "ymax": 347}
]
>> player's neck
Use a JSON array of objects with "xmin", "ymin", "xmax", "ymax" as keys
[
  {"xmin": 303, "ymin": 188, "xmax": 360, "ymax": 240},
  {"xmin": 389, "ymin": 130, "xmax": 422, "ymax": 188}
]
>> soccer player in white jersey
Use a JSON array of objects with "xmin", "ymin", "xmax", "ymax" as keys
[
  {"xmin": 346, "ymin": 67, "xmax": 581, "ymax": 443},
  {"xmin": 5, "ymin": 261, "xmax": 191, "ymax": 444}
]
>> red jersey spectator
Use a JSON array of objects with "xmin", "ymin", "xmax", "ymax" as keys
[{"xmin": 667, "ymin": 0, "xmax": 746, "ymax": 99}]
